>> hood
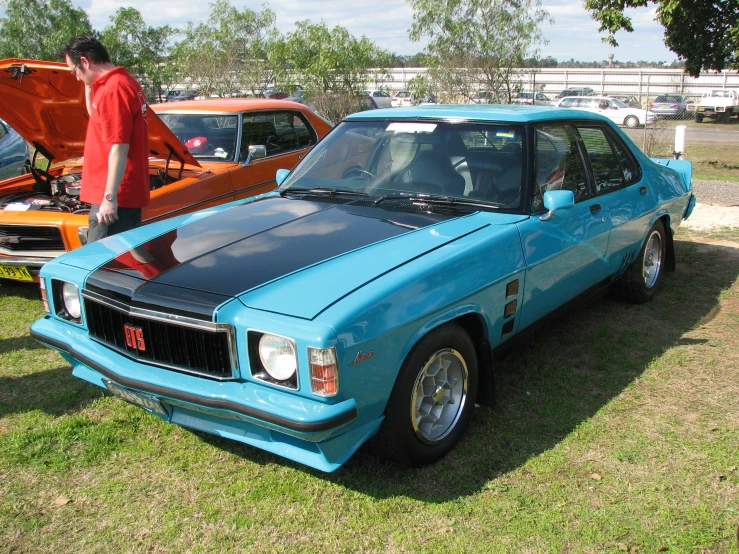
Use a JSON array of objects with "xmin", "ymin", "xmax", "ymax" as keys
[
  {"xmin": 0, "ymin": 59, "xmax": 199, "ymax": 167},
  {"xmin": 83, "ymin": 196, "xmax": 517, "ymax": 320}
]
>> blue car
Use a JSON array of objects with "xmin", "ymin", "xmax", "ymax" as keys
[
  {"xmin": 31, "ymin": 105, "xmax": 695, "ymax": 472},
  {"xmin": 0, "ymin": 118, "xmax": 30, "ymax": 180}
]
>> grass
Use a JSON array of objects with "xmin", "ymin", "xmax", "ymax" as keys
[
  {"xmin": 637, "ymin": 120, "xmax": 739, "ymax": 181},
  {"xmin": 1, "ymin": 228, "xmax": 739, "ymax": 552}
]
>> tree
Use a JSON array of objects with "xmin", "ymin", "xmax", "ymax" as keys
[
  {"xmin": 278, "ymin": 21, "xmax": 392, "ymax": 94},
  {"xmin": 408, "ymin": 0, "xmax": 551, "ymax": 103},
  {"xmin": 0, "ymin": 0, "xmax": 92, "ymax": 60},
  {"xmin": 585, "ymin": 0, "xmax": 739, "ymax": 77},
  {"xmin": 101, "ymin": 8, "xmax": 177, "ymax": 102},
  {"xmin": 172, "ymin": 0, "xmax": 276, "ymax": 98}
]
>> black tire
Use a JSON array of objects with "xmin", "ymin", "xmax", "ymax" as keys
[
  {"xmin": 695, "ymin": 112, "xmax": 704, "ymax": 123},
  {"xmin": 373, "ymin": 322, "xmax": 478, "ymax": 467},
  {"xmin": 616, "ymin": 219, "xmax": 666, "ymax": 304},
  {"xmin": 720, "ymin": 110, "xmax": 731, "ymax": 123},
  {"xmin": 624, "ymin": 115, "xmax": 639, "ymax": 129}
]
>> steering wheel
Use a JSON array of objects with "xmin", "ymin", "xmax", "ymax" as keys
[{"xmin": 341, "ymin": 167, "xmax": 376, "ymax": 180}]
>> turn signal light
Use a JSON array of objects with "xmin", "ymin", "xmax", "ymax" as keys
[
  {"xmin": 309, "ymin": 347, "xmax": 339, "ymax": 397},
  {"xmin": 39, "ymin": 279, "xmax": 49, "ymax": 313}
]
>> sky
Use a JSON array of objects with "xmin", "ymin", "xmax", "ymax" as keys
[{"xmin": 68, "ymin": 0, "xmax": 678, "ymax": 63}]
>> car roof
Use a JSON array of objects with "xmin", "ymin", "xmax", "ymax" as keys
[
  {"xmin": 344, "ymin": 104, "xmax": 612, "ymax": 123},
  {"xmin": 151, "ymin": 98, "xmax": 308, "ymax": 113}
]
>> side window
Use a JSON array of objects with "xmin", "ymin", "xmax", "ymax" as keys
[
  {"xmin": 533, "ymin": 124, "xmax": 590, "ymax": 212},
  {"xmin": 559, "ymin": 98, "xmax": 575, "ymax": 108},
  {"xmin": 609, "ymin": 133, "xmax": 640, "ymax": 186},
  {"xmin": 239, "ymin": 111, "xmax": 317, "ymax": 161},
  {"xmin": 577, "ymin": 127, "xmax": 624, "ymax": 193}
]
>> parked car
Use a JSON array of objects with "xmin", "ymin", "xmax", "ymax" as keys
[
  {"xmin": 0, "ymin": 119, "xmax": 30, "ymax": 181},
  {"xmin": 0, "ymin": 59, "xmax": 332, "ymax": 282},
  {"xmin": 165, "ymin": 89, "xmax": 198, "ymax": 102},
  {"xmin": 263, "ymin": 85, "xmax": 304, "ymax": 100},
  {"xmin": 556, "ymin": 87, "xmax": 595, "ymax": 100},
  {"xmin": 391, "ymin": 91, "xmax": 414, "ymax": 107},
  {"xmin": 608, "ymin": 95, "xmax": 642, "ymax": 109},
  {"xmin": 556, "ymin": 96, "xmax": 656, "ymax": 128},
  {"xmin": 511, "ymin": 92, "xmax": 554, "ymax": 105},
  {"xmin": 468, "ymin": 91, "xmax": 497, "ymax": 104},
  {"xmin": 31, "ymin": 104, "xmax": 695, "ymax": 472},
  {"xmin": 649, "ymin": 95, "xmax": 690, "ymax": 119},
  {"xmin": 361, "ymin": 90, "xmax": 392, "ymax": 108}
]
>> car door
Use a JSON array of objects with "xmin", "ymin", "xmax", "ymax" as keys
[
  {"xmin": 517, "ymin": 122, "xmax": 611, "ymax": 331},
  {"xmin": 576, "ymin": 124, "xmax": 654, "ymax": 278},
  {"xmin": 233, "ymin": 110, "xmax": 319, "ymax": 201}
]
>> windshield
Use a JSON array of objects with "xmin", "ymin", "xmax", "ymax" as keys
[
  {"xmin": 158, "ymin": 113, "xmax": 238, "ymax": 161},
  {"xmin": 279, "ymin": 120, "xmax": 526, "ymax": 212},
  {"xmin": 610, "ymin": 98, "xmax": 628, "ymax": 108}
]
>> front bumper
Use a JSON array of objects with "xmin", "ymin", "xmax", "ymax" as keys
[
  {"xmin": 31, "ymin": 317, "xmax": 375, "ymax": 472},
  {"xmin": 0, "ymin": 254, "xmax": 54, "ymax": 273}
]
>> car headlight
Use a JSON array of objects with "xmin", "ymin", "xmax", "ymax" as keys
[
  {"xmin": 61, "ymin": 282, "xmax": 81, "ymax": 320},
  {"xmin": 52, "ymin": 280, "xmax": 81, "ymax": 323},
  {"xmin": 258, "ymin": 334, "xmax": 297, "ymax": 381}
]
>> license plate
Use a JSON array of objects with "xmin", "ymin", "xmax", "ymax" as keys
[
  {"xmin": 0, "ymin": 264, "xmax": 33, "ymax": 281},
  {"xmin": 103, "ymin": 378, "xmax": 169, "ymax": 418}
]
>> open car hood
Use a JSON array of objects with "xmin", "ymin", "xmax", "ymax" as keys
[{"xmin": 0, "ymin": 59, "xmax": 200, "ymax": 167}]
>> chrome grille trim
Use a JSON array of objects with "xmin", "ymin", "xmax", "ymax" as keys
[{"xmin": 81, "ymin": 289, "xmax": 239, "ymax": 380}]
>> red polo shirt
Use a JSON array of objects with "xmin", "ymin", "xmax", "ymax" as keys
[{"xmin": 80, "ymin": 67, "xmax": 150, "ymax": 208}]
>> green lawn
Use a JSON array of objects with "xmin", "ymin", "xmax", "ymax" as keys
[{"xmin": 1, "ymin": 228, "xmax": 738, "ymax": 552}]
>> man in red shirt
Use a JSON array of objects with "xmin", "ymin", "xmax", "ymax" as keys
[{"xmin": 63, "ymin": 36, "xmax": 150, "ymax": 242}]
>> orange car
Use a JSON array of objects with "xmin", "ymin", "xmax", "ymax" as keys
[{"xmin": 0, "ymin": 59, "xmax": 332, "ymax": 282}]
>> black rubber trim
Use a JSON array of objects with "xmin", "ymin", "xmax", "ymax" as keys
[{"xmin": 30, "ymin": 329, "xmax": 357, "ymax": 433}]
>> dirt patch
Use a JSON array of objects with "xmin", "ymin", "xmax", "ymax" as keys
[{"xmin": 681, "ymin": 203, "xmax": 739, "ymax": 231}]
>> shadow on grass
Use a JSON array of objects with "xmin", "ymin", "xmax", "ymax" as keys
[
  {"xmin": 0, "ymin": 365, "xmax": 105, "ymax": 418},
  {"xmin": 0, "ymin": 334, "xmax": 47, "ymax": 353},
  {"xmin": 0, "ymin": 279, "xmax": 39, "ymax": 298},
  {"xmin": 195, "ymin": 239, "xmax": 739, "ymax": 501}
]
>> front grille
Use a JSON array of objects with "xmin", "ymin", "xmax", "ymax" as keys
[
  {"xmin": 84, "ymin": 295, "xmax": 235, "ymax": 380},
  {"xmin": 0, "ymin": 225, "xmax": 64, "ymax": 252}
]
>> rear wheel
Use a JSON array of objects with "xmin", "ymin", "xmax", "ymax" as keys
[
  {"xmin": 695, "ymin": 112, "xmax": 704, "ymax": 123},
  {"xmin": 624, "ymin": 115, "xmax": 639, "ymax": 128},
  {"xmin": 720, "ymin": 110, "xmax": 731, "ymax": 123},
  {"xmin": 616, "ymin": 219, "xmax": 666, "ymax": 304},
  {"xmin": 373, "ymin": 322, "xmax": 478, "ymax": 467}
]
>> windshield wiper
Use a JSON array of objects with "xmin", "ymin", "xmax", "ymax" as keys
[
  {"xmin": 373, "ymin": 193, "xmax": 501, "ymax": 209},
  {"xmin": 280, "ymin": 187, "xmax": 369, "ymax": 198}
]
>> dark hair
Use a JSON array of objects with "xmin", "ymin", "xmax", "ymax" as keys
[{"xmin": 62, "ymin": 35, "xmax": 111, "ymax": 65}]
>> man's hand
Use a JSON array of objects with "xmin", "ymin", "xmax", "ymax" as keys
[{"xmin": 96, "ymin": 197, "xmax": 119, "ymax": 225}]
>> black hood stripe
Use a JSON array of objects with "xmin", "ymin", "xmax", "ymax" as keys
[{"xmin": 88, "ymin": 197, "xmax": 455, "ymax": 313}]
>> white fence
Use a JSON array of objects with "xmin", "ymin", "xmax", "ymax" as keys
[{"xmin": 370, "ymin": 67, "xmax": 739, "ymax": 101}]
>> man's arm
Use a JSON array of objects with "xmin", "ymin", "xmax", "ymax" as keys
[
  {"xmin": 85, "ymin": 85, "xmax": 93, "ymax": 116},
  {"xmin": 95, "ymin": 143, "xmax": 130, "ymax": 225}
]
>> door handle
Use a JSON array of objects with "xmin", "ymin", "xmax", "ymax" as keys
[
  {"xmin": 589, "ymin": 204, "xmax": 602, "ymax": 213},
  {"xmin": 639, "ymin": 186, "xmax": 647, "ymax": 194}
]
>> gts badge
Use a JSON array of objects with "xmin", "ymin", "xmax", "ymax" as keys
[{"xmin": 349, "ymin": 350, "xmax": 375, "ymax": 366}]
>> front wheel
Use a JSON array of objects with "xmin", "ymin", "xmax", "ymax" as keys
[
  {"xmin": 616, "ymin": 219, "xmax": 666, "ymax": 304},
  {"xmin": 624, "ymin": 115, "xmax": 639, "ymax": 128},
  {"xmin": 373, "ymin": 322, "xmax": 478, "ymax": 467},
  {"xmin": 695, "ymin": 112, "xmax": 704, "ymax": 123}
]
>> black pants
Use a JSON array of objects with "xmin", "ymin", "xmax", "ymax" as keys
[{"xmin": 87, "ymin": 205, "xmax": 142, "ymax": 243}]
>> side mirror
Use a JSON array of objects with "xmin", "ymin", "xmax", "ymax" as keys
[
  {"xmin": 275, "ymin": 168, "xmax": 290, "ymax": 186},
  {"xmin": 242, "ymin": 145, "xmax": 267, "ymax": 166},
  {"xmin": 540, "ymin": 190, "xmax": 575, "ymax": 221}
]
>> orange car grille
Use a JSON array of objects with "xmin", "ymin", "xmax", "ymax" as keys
[
  {"xmin": 0, "ymin": 225, "xmax": 65, "ymax": 252},
  {"xmin": 84, "ymin": 299, "xmax": 235, "ymax": 380}
]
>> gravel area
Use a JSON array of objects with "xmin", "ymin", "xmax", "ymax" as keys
[
  {"xmin": 691, "ymin": 179, "xmax": 739, "ymax": 208},
  {"xmin": 683, "ymin": 179, "xmax": 739, "ymax": 230}
]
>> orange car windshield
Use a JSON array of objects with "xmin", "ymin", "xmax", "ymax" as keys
[{"xmin": 158, "ymin": 113, "xmax": 238, "ymax": 161}]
